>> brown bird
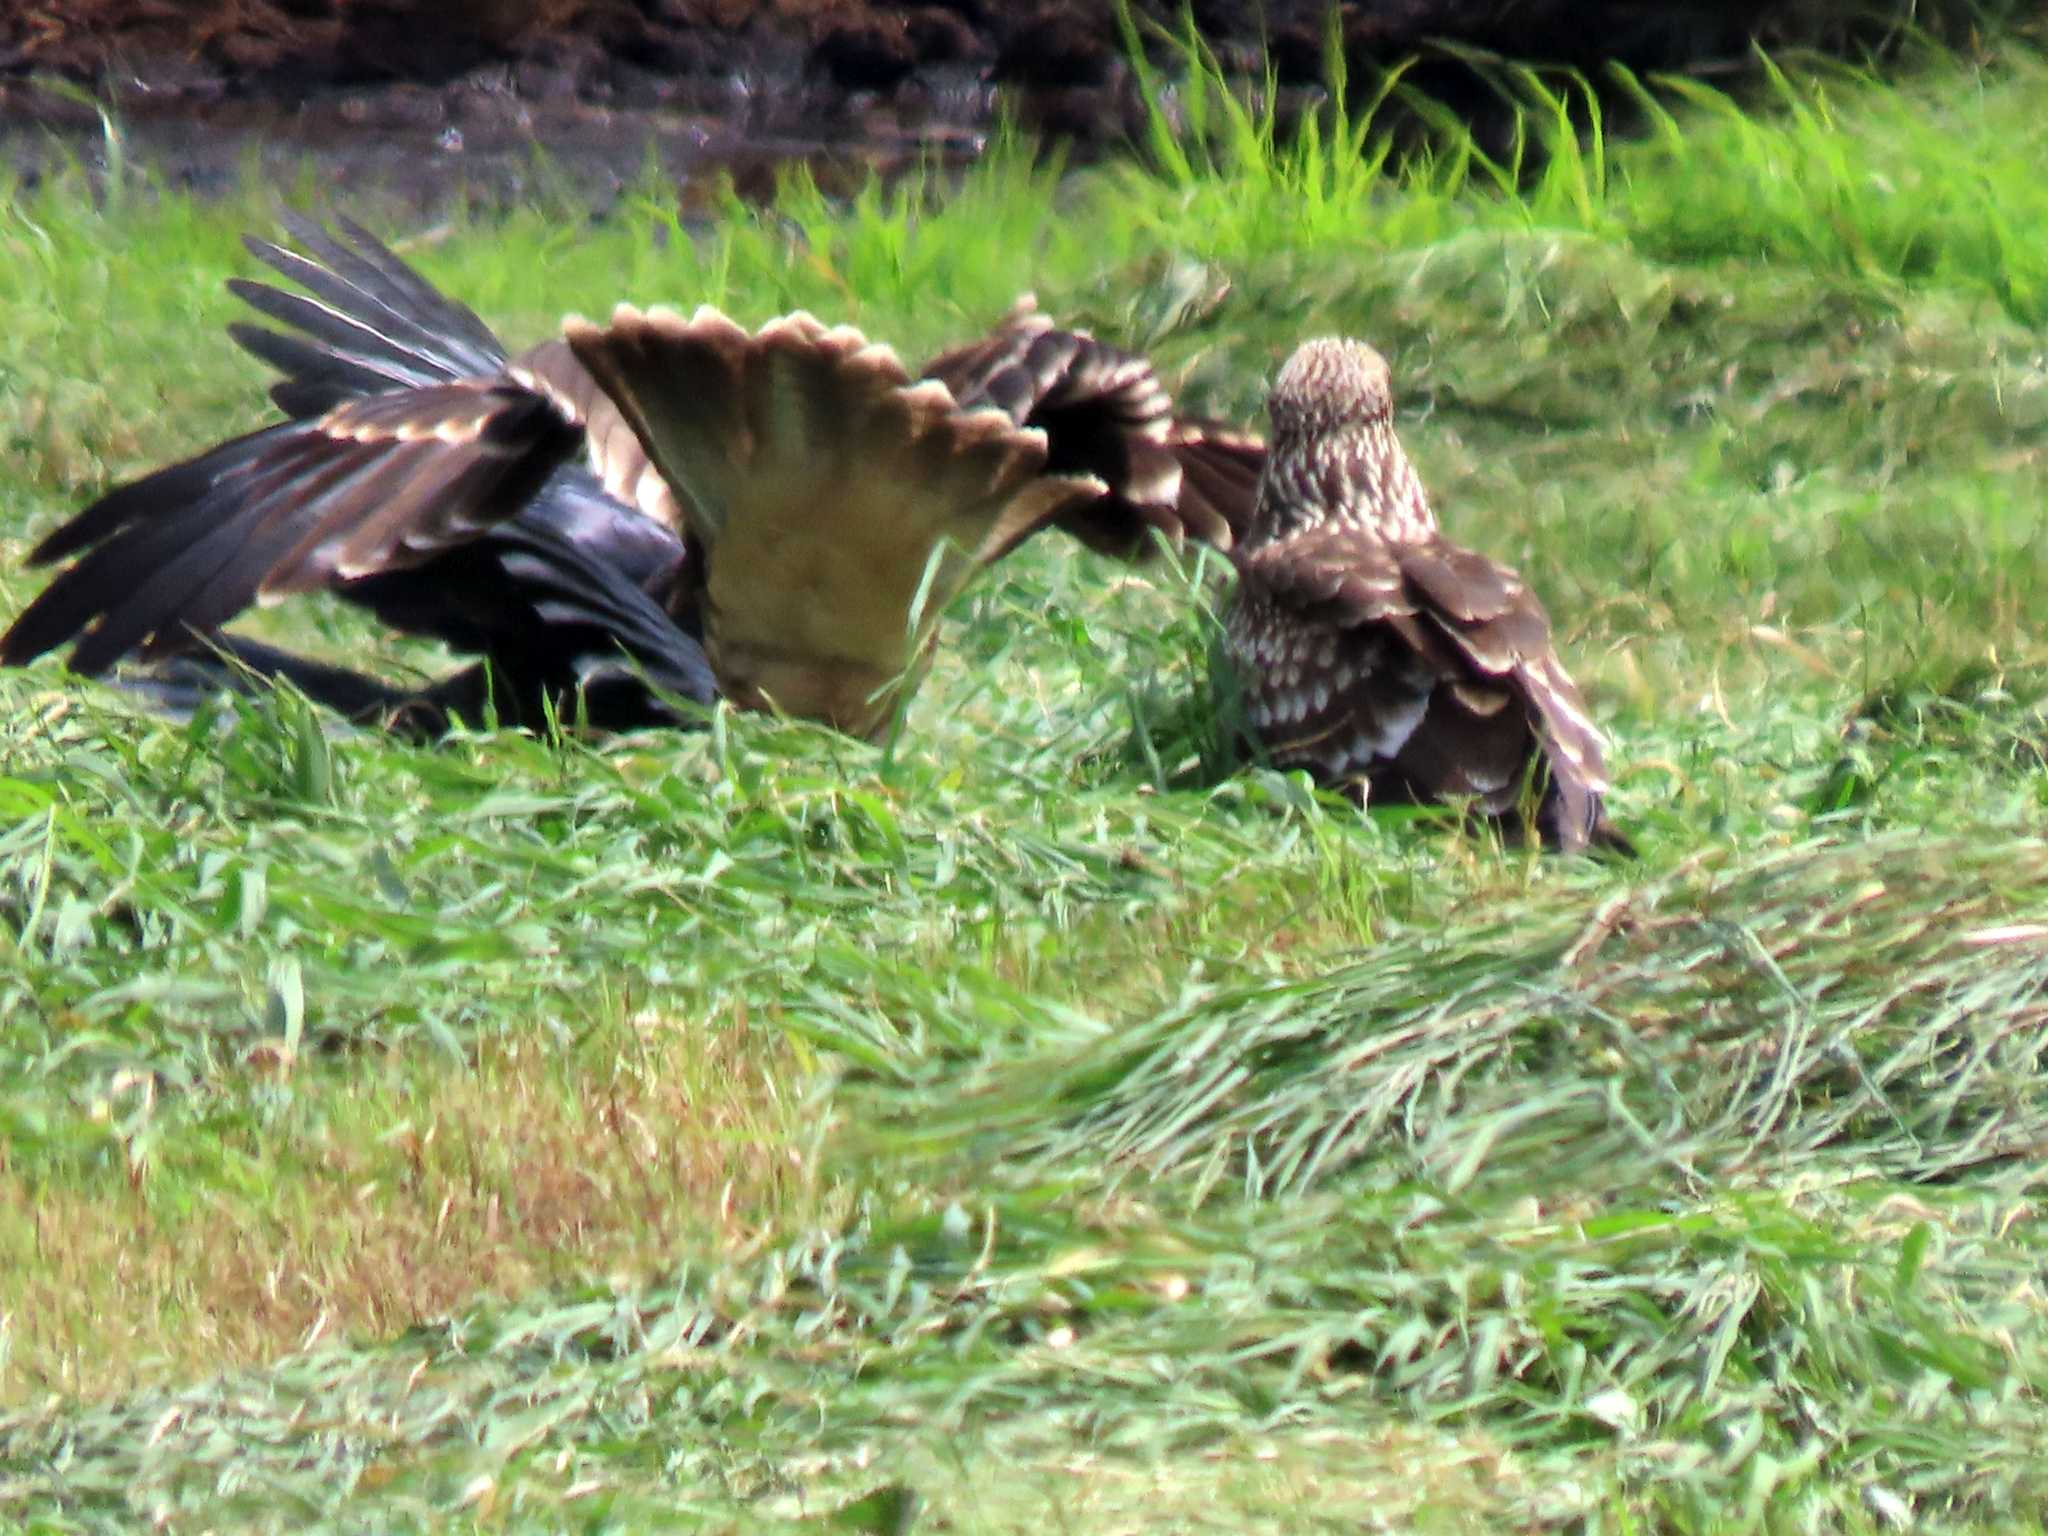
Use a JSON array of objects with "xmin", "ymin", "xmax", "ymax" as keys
[
  {"xmin": 1225, "ymin": 338, "xmax": 1626, "ymax": 852},
  {"xmin": 1, "ymin": 218, "xmax": 1262, "ymax": 738}
]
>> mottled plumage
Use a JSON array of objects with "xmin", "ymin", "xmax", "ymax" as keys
[
  {"xmin": 2, "ymin": 219, "xmax": 1266, "ymax": 739},
  {"xmin": 1225, "ymin": 338, "xmax": 1625, "ymax": 852}
]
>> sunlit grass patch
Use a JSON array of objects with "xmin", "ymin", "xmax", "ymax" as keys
[{"xmin": 0, "ymin": 997, "xmax": 808, "ymax": 1406}]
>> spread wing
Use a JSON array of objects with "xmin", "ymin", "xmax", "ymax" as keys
[
  {"xmin": 1233, "ymin": 524, "xmax": 1616, "ymax": 849},
  {"xmin": 1, "ymin": 384, "xmax": 586, "ymax": 674},
  {"xmin": 224, "ymin": 212, "xmax": 510, "ymax": 418},
  {"xmin": 920, "ymin": 298, "xmax": 1265, "ymax": 559},
  {"xmin": 2, "ymin": 219, "xmax": 703, "ymax": 702}
]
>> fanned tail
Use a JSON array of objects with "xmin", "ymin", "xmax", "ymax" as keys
[{"xmin": 564, "ymin": 303, "xmax": 1095, "ymax": 734}]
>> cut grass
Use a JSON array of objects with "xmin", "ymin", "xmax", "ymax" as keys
[{"xmin": 4, "ymin": 21, "xmax": 2048, "ymax": 1534}]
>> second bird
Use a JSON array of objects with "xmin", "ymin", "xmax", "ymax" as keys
[{"xmin": 1225, "ymin": 338, "xmax": 1627, "ymax": 852}]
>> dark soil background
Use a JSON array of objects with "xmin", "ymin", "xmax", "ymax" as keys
[
  {"xmin": 0, "ymin": 2, "xmax": 2016, "ymax": 207},
  {"xmin": 2, "ymin": 1, "xmax": 1982, "ymax": 110}
]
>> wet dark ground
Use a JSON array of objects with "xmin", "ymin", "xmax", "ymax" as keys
[
  {"xmin": 0, "ymin": 64, "xmax": 1001, "ymax": 213},
  {"xmin": 0, "ymin": 1, "xmax": 1995, "ymax": 208}
]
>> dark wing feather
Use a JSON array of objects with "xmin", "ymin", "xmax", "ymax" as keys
[
  {"xmin": 1, "ymin": 385, "xmax": 586, "ymax": 675},
  {"xmin": 920, "ymin": 301, "xmax": 1263, "ymax": 559},
  {"xmin": 114, "ymin": 633, "xmax": 424, "ymax": 725},
  {"xmin": 1231, "ymin": 531, "xmax": 1438, "ymax": 777},
  {"xmin": 130, "ymin": 518, "xmax": 717, "ymax": 738},
  {"xmin": 1395, "ymin": 540, "xmax": 1613, "ymax": 812},
  {"xmin": 1235, "ymin": 524, "xmax": 1414, "ymax": 627},
  {"xmin": 8, "ymin": 427, "xmax": 366, "ymax": 668},
  {"xmin": 1166, "ymin": 420, "xmax": 1266, "ymax": 550},
  {"xmin": 510, "ymin": 337, "xmax": 689, "ymax": 538},
  {"xmin": 1232, "ymin": 525, "xmax": 1621, "ymax": 851},
  {"xmin": 6, "ymin": 218, "xmax": 711, "ymax": 707},
  {"xmin": 1398, "ymin": 538, "xmax": 1519, "ymax": 624},
  {"xmin": 340, "ymin": 519, "xmax": 717, "ymax": 731},
  {"xmin": 229, "ymin": 214, "xmax": 508, "ymax": 417}
]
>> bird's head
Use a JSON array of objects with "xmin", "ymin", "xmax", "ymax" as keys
[
  {"xmin": 1251, "ymin": 337, "xmax": 1434, "ymax": 545},
  {"xmin": 1267, "ymin": 338, "xmax": 1395, "ymax": 439}
]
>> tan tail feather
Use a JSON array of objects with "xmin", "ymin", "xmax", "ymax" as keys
[
  {"xmin": 512, "ymin": 337, "xmax": 686, "ymax": 533},
  {"xmin": 564, "ymin": 303, "xmax": 1104, "ymax": 733}
]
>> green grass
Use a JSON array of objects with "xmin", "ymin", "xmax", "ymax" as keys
[{"xmin": 5, "ymin": 24, "xmax": 2048, "ymax": 1533}]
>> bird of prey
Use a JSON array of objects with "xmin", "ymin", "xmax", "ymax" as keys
[
  {"xmin": 1, "ymin": 217, "xmax": 1263, "ymax": 739},
  {"xmin": 1225, "ymin": 338, "xmax": 1626, "ymax": 852}
]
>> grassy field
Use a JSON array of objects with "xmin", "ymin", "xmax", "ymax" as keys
[{"xmin": 5, "ymin": 24, "xmax": 2048, "ymax": 1533}]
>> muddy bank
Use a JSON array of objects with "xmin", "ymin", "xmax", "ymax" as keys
[
  {"xmin": 5, "ymin": 2, "xmax": 1965, "ymax": 117},
  {"xmin": 0, "ymin": 2, "xmax": 2002, "ymax": 208}
]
